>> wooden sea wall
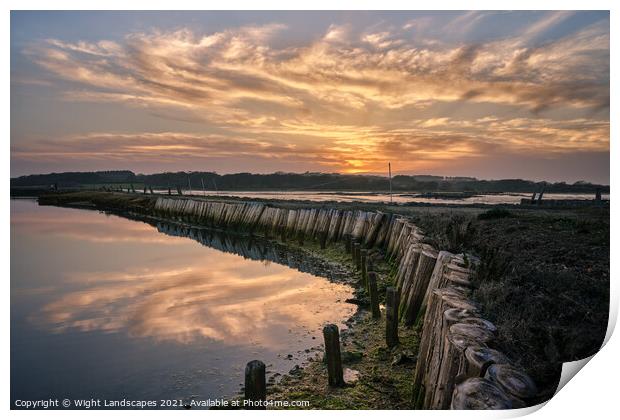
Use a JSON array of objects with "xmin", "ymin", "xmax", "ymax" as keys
[
  {"xmin": 152, "ymin": 196, "xmax": 393, "ymax": 249},
  {"xmin": 149, "ymin": 195, "xmax": 537, "ymax": 410}
]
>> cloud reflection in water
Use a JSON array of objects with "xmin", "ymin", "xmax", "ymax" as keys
[{"xmin": 15, "ymin": 202, "xmax": 355, "ymax": 348}]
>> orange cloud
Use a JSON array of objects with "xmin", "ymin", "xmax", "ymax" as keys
[{"xmin": 17, "ymin": 15, "xmax": 609, "ymax": 175}]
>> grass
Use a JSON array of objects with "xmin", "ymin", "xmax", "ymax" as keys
[
  {"xmin": 477, "ymin": 207, "xmax": 513, "ymax": 220},
  {"xmin": 409, "ymin": 206, "xmax": 609, "ymax": 400},
  {"xmin": 268, "ymin": 311, "xmax": 421, "ymax": 409}
]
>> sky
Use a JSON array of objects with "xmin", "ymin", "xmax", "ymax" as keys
[{"xmin": 10, "ymin": 11, "xmax": 610, "ymax": 183}]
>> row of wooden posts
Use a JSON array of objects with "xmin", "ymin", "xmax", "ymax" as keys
[
  {"xmin": 140, "ymin": 195, "xmax": 539, "ymax": 409},
  {"xmin": 242, "ymin": 235, "xmax": 400, "ymax": 408},
  {"xmin": 104, "ymin": 185, "xmax": 181, "ymax": 195}
]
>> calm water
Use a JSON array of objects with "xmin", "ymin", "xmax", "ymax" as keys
[
  {"xmin": 153, "ymin": 190, "xmax": 607, "ymax": 205},
  {"xmin": 11, "ymin": 199, "xmax": 355, "ymax": 407}
]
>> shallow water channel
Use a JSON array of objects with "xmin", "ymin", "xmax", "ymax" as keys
[{"xmin": 11, "ymin": 199, "xmax": 355, "ymax": 407}]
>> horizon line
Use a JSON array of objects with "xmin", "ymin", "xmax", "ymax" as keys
[{"xmin": 10, "ymin": 169, "xmax": 609, "ymax": 186}]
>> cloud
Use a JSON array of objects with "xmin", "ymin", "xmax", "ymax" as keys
[
  {"xmin": 25, "ymin": 17, "xmax": 609, "ymax": 116},
  {"xmin": 11, "ymin": 114, "xmax": 609, "ymax": 175},
  {"xmin": 16, "ymin": 13, "xmax": 609, "ymax": 177}
]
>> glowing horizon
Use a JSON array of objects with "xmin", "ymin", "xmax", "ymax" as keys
[{"xmin": 10, "ymin": 11, "xmax": 610, "ymax": 183}]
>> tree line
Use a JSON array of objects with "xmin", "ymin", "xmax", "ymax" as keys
[{"xmin": 10, "ymin": 170, "xmax": 609, "ymax": 194}]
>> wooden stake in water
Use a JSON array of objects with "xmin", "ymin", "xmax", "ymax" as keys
[
  {"xmin": 386, "ymin": 287, "xmax": 400, "ymax": 347},
  {"xmin": 323, "ymin": 324, "xmax": 344, "ymax": 387},
  {"xmin": 244, "ymin": 360, "xmax": 266, "ymax": 410}
]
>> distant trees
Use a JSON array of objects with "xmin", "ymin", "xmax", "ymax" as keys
[{"xmin": 10, "ymin": 170, "xmax": 609, "ymax": 194}]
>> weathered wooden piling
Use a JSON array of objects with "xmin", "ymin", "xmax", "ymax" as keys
[
  {"xmin": 430, "ymin": 329, "xmax": 487, "ymax": 409},
  {"xmin": 401, "ymin": 247, "xmax": 438, "ymax": 326},
  {"xmin": 386, "ymin": 286, "xmax": 400, "ymax": 347},
  {"xmin": 323, "ymin": 324, "xmax": 344, "ymax": 387},
  {"xmin": 366, "ymin": 257, "xmax": 374, "ymax": 274},
  {"xmin": 317, "ymin": 231, "xmax": 325, "ymax": 248},
  {"xmin": 464, "ymin": 347, "xmax": 510, "ymax": 378},
  {"xmin": 344, "ymin": 233, "xmax": 351, "ymax": 253},
  {"xmin": 368, "ymin": 272, "xmax": 381, "ymax": 319},
  {"xmin": 485, "ymin": 364, "xmax": 537, "ymax": 407},
  {"xmin": 360, "ymin": 249, "xmax": 368, "ymax": 288},
  {"xmin": 412, "ymin": 287, "xmax": 480, "ymax": 408},
  {"xmin": 244, "ymin": 360, "xmax": 266, "ymax": 410},
  {"xmin": 451, "ymin": 378, "xmax": 514, "ymax": 410},
  {"xmin": 353, "ymin": 242, "xmax": 361, "ymax": 269},
  {"xmin": 396, "ymin": 244, "xmax": 422, "ymax": 304}
]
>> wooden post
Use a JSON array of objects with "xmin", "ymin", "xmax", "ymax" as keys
[
  {"xmin": 366, "ymin": 258, "xmax": 374, "ymax": 275},
  {"xmin": 349, "ymin": 234, "xmax": 355, "ymax": 258},
  {"xmin": 464, "ymin": 346, "xmax": 510, "ymax": 378},
  {"xmin": 360, "ymin": 249, "xmax": 368, "ymax": 288},
  {"xmin": 353, "ymin": 243, "xmax": 361, "ymax": 270},
  {"xmin": 429, "ymin": 321, "xmax": 496, "ymax": 409},
  {"xmin": 320, "ymin": 231, "xmax": 327, "ymax": 249},
  {"xmin": 149, "ymin": 186, "xmax": 154, "ymax": 194},
  {"xmin": 451, "ymin": 378, "xmax": 514, "ymax": 409},
  {"xmin": 485, "ymin": 364, "xmax": 538, "ymax": 406},
  {"xmin": 412, "ymin": 288, "xmax": 481, "ymax": 408},
  {"xmin": 401, "ymin": 248, "xmax": 438, "ymax": 326},
  {"xmin": 388, "ymin": 162, "xmax": 392, "ymax": 204},
  {"xmin": 323, "ymin": 324, "xmax": 344, "ymax": 387},
  {"xmin": 386, "ymin": 286, "xmax": 399, "ymax": 347},
  {"xmin": 368, "ymin": 272, "xmax": 380, "ymax": 319},
  {"xmin": 244, "ymin": 360, "xmax": 266, "ymax": 410}
]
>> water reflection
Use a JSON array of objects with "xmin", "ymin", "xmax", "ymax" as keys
[
  {"xmin": 154, "ymin": 221, "xmax": 342, "ymax": 279},
  {"xmin": 11, "ymin": 199, "xmax": 355, "ymax": 403},
  {"xmin": 17, "ymin": 205, "xmax": 354, "ymax": 347},
  {"xmin": 34, "ymin": 256, "xmax": 353, "ymax": 346}
]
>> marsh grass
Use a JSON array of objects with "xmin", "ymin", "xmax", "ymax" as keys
[{"xmin": 413, "ymin": 208, "xmax": 609, "ymax": 400}]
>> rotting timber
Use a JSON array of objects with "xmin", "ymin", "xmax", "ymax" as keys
[{"xmin": 37, "ymin": 191, "xmax": 539, "ymax": 410}]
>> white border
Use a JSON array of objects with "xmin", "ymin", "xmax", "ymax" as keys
[{"xmin": 4, "ymin": 2, "xmax": 616, "ymax": 420}]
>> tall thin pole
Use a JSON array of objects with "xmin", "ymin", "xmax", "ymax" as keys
[
  {"xmin": 388, "ymin": 162, "xmax": 393, "ymax": 204},
  {"xmin": 188, "ymin": 173, "xmax": 192, "ymax": 195}
]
